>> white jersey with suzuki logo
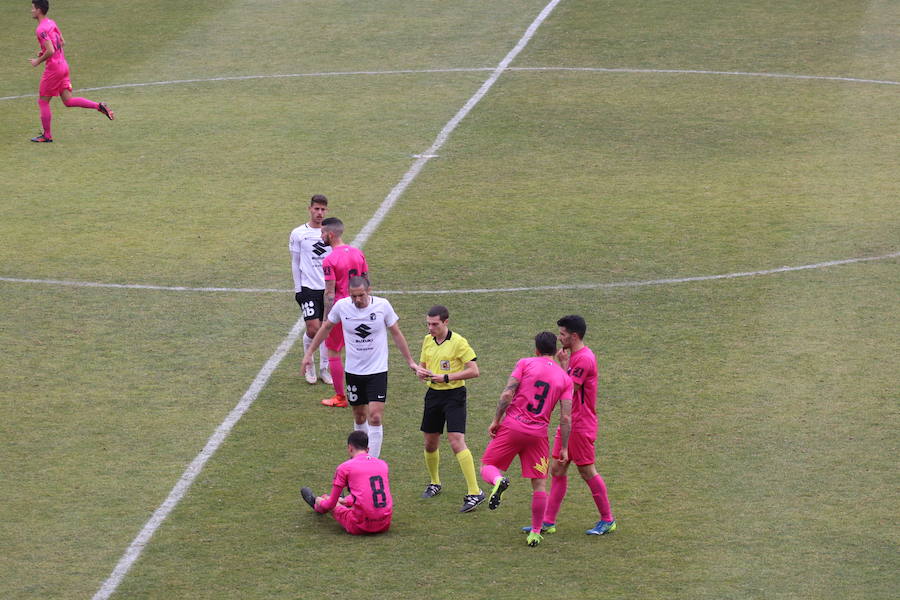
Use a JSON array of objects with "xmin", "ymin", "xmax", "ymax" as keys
[
  {"xmin": 327, "ymin": 295, "xmax": 399, "ymax": 375},
  {"xmin": 288, "ymin": 223, "xmax": 331, "ymax": 291}
]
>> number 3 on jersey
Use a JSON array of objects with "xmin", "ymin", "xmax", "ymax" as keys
[{"xmin": 527, "ymin": 380, "xmax": 550, "ymax": 414}]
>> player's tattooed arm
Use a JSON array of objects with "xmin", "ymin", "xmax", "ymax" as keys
[
  {"xmin": 489, "ymin": 375, "xmax": 519, "ymax": 436},
  {"xmin": 323, "ymin": 279, "xmax": 336, "ymax": 317}
]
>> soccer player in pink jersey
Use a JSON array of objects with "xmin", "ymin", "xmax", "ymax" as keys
[
  {"xmin": 313, "ymin": 217, "xmax": 369, "ymax": 408},
  {"xmin": 28, "ymin": 1, "xmax": 114, "ymax": 143},
  {"xmin": 480, "ymin": 332, "xmax": 573, "ymax": 547},
  {"xmin": 524, "ymin": 315, "xmax": 616, "ymax": 537},
  {"xmin": 300, "ymin": 430, "xmax": 393, "ymax": 535}
]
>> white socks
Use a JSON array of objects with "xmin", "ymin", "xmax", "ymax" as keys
[{"xmin": 367, "ymin": 425, "xmax": 383, "ymax": 458}]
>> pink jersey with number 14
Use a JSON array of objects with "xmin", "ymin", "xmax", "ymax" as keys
[
  {"xmin": 35, "ymin": 18, "xmax": 67, "ymax": 70},
  {"xmin": 502, "ymin": 356, "xmax": 573, "ymax": 435}
]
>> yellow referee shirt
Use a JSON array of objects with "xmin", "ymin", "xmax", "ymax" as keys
[{"xmin": 419, "ymin": 330, "xmax": 476, "ymax": 391}]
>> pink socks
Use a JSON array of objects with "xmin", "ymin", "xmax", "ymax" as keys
[
  {"xmin": 531, "ymin": 490, "xmax": 548, "ymax": 532},
  {"xmin": 587, "ymin": 474, "xmax": 613, "ymax": 521},
  {"xmin": 38, "ymin": 97, "xmax": 104, "ymax": 138},
  {"xmin": 327, "ymin": 356, "xmax": 344, "ymax": 397},
  {"xmin": 543, "ymin": 475, "xmax": 568, "ymax": 524},
  {"xmin": 38, "ymin": 99, "xmax": 52, "ymax": 138},
  {"xmin": 62, "ymin": 97, "xmax": 99, "ymax": 110},
  {"xmin": 480, "ymin": 464, "xmax": 502, "ymax": 486}
]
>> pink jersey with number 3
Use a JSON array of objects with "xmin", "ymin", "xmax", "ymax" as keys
[
  {"xmin": 333, "ymin": 452, "xmax": 393, "ymax": 528},
  {"xmin": 502, "ymin": 357, "xmax": 573, "ymax": 435}
]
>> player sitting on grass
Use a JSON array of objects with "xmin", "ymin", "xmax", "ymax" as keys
[{"xmin": 300, "ymin": 430, "xmax": 393, "ymax": 535}]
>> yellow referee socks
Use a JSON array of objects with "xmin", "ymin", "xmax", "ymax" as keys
[
  {"xmin": 425, "ymin": 449, "xmax": 441, "ymax": 485},
  {"xmin": 455, "ymin": 448, "xmax": 480, "ymax": 495}
]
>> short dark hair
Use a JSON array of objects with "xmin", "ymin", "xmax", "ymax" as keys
[
  {"xmin": 427, "ymin": 305, "xmax": 449, "ymax": 321},
  {"xmin": 33, "ymin": 0, "xmax": 50, "ymax": 15},
  {"xmin": 310, "ymin": 194, "xmax": 328, "ymax": 206},
  {"xmin": 557, "ymin": 314, "xmax": 587, "ymax": 339},
  {"xmin": 534, "ymin": 331, "xmax": 557, "ymax": 356},
  {"xmin": 347, "ymin": 430, "xmax": 369, "ymax": 450},
  {"xmin": 321, "ymin": 217, "xmax": 343, "ymax": 235},
  {"xmin": 348, "ymin": 275, "xmax": 370, "ymax": 290}
]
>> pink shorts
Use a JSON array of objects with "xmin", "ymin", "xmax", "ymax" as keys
[
  {"xmin": 325, "ymin": 323, "xmax": 345, "ymax": 352},
  {"xmin": 552, "ymin": 428, "xmax": 596, "ymax": 466},
  {"xmin": 481, "ymin": 426, "xmax": 550, "ymax": 479},
  {"xmin": 39, "ymin": 64, "xmax": 72, "ymax": 97},
  {"xmin": 332, "ymin": 504, "xmax": 391, "ymax": 535}
]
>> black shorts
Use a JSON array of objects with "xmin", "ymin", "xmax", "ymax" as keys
[
  {"xmin": 420, "ymin": 386, "xmax": 467, "ymax": 434},
  {"xmin": 345, "ymin": 371, "xmax": 388, "ymax": 406},
  {"xmin": 295, "ymin": 287, "xmax": 325, "ymax": 322}
]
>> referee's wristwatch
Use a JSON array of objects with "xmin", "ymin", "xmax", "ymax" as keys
[{"xmin": 443, "ymin": 374, "xmax": 450, "ymax": 384}]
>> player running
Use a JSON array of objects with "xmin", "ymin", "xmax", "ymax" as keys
[
  {"xmin": 28, "ymin": 1, "xmax": 114, "ymax": 143},
  {"xmin": 316, "ymin": 217, "xmax": 369, "ymax": 407},
  {"xmin": 524, "ymin": 315, "xmax": 616, "ymax": 537},
  {"xmin": 480, "ymin": 332, "xmax": 573, "ymax": 547},
  {"xmin": 289, "ymin": 195, "xmax": 332, "ymax": 385},
  {"xmin": 300, "ymin": 430, "xmax": 393, "ymax": 535}
]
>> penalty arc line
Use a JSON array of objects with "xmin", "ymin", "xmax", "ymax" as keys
[
  {"xmin": 90, "ymin": 1, "xmax": 563, "ymax": 599},
  {"xmin": 3, "ymin": 251, "xmax": 899, "ymax": 296}
]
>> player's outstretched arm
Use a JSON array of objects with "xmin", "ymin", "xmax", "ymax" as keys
[{"xmin": 387, "ymin": 323, "xmax": 419, "ymax": 371}]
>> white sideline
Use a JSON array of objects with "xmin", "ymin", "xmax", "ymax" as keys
[
  {"xmin": 90, "ymin": 2, "xmax": 562, "ymax": 598},
  {"xmin": 1, "ymin": 66, "xmax": 897, "ymax": 102},
  {"xmin": 3, "ymin": 251, "xmax": 899, "ymax": 296}
]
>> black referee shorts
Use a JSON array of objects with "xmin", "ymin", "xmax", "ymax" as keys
[{"xmin": 420, "ymin": 386, "xmax": 467, "ymax": 434}]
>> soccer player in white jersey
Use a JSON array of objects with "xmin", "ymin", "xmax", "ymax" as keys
[
  {"xmin": 289, "ymin": 195, "xmax": 332, "ymax": 384},
  {"xmin": 300, "ymin": 276, "xmax": 422, "ymax": 458}
]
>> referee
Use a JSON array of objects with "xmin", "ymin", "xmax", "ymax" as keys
[{"xmin": 417, "ymin": 305, "xmax": 484, "ymax": 512}]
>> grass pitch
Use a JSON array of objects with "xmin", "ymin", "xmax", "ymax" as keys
[{"xmin": 1, "ymin": 1, "xmax": 897, "ymax": 598}]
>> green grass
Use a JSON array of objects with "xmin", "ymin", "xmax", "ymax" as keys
[{"xmin": 1, "ymin": 1, "xmax": 898, "ymax": 599}]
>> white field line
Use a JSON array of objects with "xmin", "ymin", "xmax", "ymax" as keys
[
  {"xmin": 90, "ymin": 2, "xmax": 562, "ymax": 599},
  {"xmin": 353, "ymin": 0, "xmax": 563, "ymax": 246},
  {"xmin": 5, "ymin": 252, "xmax": 897, "ymax": 296},
  {"xmin": 1, "ymin": 66, "xmax": 897, "ymax": 102},
  {"xmin": 380, "ymin": 252, "xmax": 900, "ymax": 294},
  {"xmin": 90, "ymin": 318, "xmax": 306, "ymax": 600}
]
